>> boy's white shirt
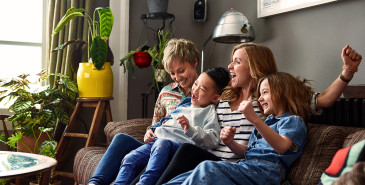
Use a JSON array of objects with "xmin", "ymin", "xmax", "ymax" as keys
[{"xmin": 155, "ymin": 103, "xmax": 221, "ymax": 149}]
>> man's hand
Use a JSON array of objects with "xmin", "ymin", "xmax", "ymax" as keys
[
  {"xmin": 144, "ymin": 129, "xmax": 157, "ymax": 143},
  {"xmin": 220, "ymin": 126, "xmax": 236, "ymax": 146},
  {"xmin": 176, "ymin": 115, "xmax": 190, "ymax": 132}
]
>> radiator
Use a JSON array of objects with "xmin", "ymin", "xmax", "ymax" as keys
[{"xmin": 310, "ymin": 98, "xmax": 365, "ymax": 127}]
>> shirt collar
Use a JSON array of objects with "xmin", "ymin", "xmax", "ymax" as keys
[
  {"xmin": 172, "ymin": 82, "xmax": 191, "ymax": 97},
  {"xmin": 171, "ymin": 82, "xmax": 180, "ymax": 91},
  {"xmin": 266, "ymin": 112, "xmax": 290, "ymax": 121}
]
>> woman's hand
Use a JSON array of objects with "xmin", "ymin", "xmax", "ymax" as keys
[
  {"xmin": 144, "ymin": 129, "xmax": 157, "ymax": 143},
  {"xmin": 220, "ymin": 126, "xmax": 236, "ymax": 146},
  {"xmin": 177, "ymin": 115, "xmax": 190, "ymax": 132},
  {"xmin": 341, "ymin": 45, "xmax": 362, "ymax": 79},
  {"xmin": 238, "ymin": 100, "xmax": 261, "ymax": 123}
]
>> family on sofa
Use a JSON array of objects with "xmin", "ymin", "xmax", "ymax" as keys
[{"xmin": 87, "ymin": 39, "xmax": 362, "ymax": 185}]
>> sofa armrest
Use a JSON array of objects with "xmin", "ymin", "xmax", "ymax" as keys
[{"xmin": 104, "ymin": 118, "xmax": 152, "ymax": 143}]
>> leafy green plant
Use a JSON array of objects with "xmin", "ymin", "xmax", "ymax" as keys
[
  {"xmin": 147, "ymin": 29, "xmax": 173, "ymax": 91},
  {"xmin": 52, "ymin": 7, "xmax": 114, "ymax": 70},
  {"xmin": 147, "ymin": 29, "xmax": 172, "ymax": 71},
  {"xmin": 120, "ymin": 42, "xmax": 149, "ymax": 78},
  {"xmin": 120, "ymin": 29, "xmax": 172, "ymax": 92},
  {"xmin": 0, "ymin": 72, "xmax": 78, "ymax": 157}
]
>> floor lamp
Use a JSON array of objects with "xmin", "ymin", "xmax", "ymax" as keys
[{"xmin": 201, "ymin": 8, "xmax": 255, "ymax": 73}]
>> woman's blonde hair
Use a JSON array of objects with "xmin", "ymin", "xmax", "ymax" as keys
[
  {"xmin": 257, "ymin": 72, "xmax": 313, "ymax": 122},
  {"xmin": 221, "ymin": 43, "xmax": 278, "ymax": 102},
  {"xmin": 162, "ymin": 38, "xmax": 200, "ymax": 73}
]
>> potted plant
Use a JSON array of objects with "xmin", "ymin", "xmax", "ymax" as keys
[
  {"xmin": 0, "ymin": 72, "xmax": 77, "ymax": 184},
  {"xmin": 147, "ymin": 29, "xmax": 173, "ymax": 91},
  {"xmin": 120, "ymin": 43, "xmax": 151, "ymax": 79},
  {"xmin": 120, "ymin": 29, "xmax": 172, "ymax": 92},
  {"xmin": 0, "ymin": 72, "xmax": 78, "ymax": 153},
  {"xmin": 52, "ymin": 7, "xmax": 114, "ymax": 98}
]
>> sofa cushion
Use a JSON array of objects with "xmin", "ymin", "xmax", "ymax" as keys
[
  {"xmin": 343, "ymin": 129, "xmax": 365, "ymax": 147},
  {"xmin": 104, "ymin": 118, "xmax": 152, "ymax": 142},
  {"xmin": 73, "ymin": 147, "xmax": 107, "ymax": 185},
  {"xmin": 287, "ymin": 123, "xmax": 360, "ymax": 185}
]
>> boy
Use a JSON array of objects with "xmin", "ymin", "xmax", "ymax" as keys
[{"xmin": 114, "ymin": 67, "xmax": 230, "ymax": 185}]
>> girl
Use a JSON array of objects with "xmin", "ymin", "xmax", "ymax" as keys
[{"xmin": 165, "ymin": 72, "xmax": 313, "ymax": 184}]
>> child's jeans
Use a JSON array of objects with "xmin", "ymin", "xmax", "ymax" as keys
[
  {"xmin": 114, "ymin": 138, "xmax": 182, "ymax": 185},
  {"xmin": 88, "ymin": 133, "xmax": 144, "ymax": 185}
]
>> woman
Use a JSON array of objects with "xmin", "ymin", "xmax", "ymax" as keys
[
  {"xmin": 87, "ymin": 38, "xmax": 200, "ymax": 185},
  {"xmin": 156, "ymin": 43, "xmax": 362, "ymax": 184}
]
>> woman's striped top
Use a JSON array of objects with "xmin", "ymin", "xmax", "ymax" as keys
[{"xmin": 209, "ymin": 100, "xmax": 262, "ymax": 162}]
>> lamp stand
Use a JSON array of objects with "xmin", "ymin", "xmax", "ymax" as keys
[{"xmin": 201, "ymin": 34, "xmax": 212, "ymax": 73}]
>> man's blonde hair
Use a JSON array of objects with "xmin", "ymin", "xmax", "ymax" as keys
[
  {"xmin": 162, "ymin": 38, "xmax": 200, "ymax": 73},
  {"xmin": 220, "ymin": 43, "xmax": 278, "ymax": 102},
  {"xmin": 257, "ymin": 72, "xmax": 313, "ymax": 122}
]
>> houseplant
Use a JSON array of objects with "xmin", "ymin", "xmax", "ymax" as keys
[
  {"xmin": 120, "ymin": 29, "xmax": 172, "ymax": 92},
  {"xmin": 147, "ymin": 29, "xmax": 173, "ymax": 91},
  {"xmin": 0, "ymin": 72, "xmax": 78, "ymax": 155},
  {"xmin": 0, "ymin": 72, "xmax": 77, "ymax": 184},
  {"xmin": 120, "ymin": 43, "xmax": 151, "ymax": 79},
  {"xmin": 52, "ymin": 7, "xmax": 114, "ymax": 98}
]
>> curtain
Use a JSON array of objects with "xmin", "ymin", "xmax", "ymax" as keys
[{"xmin": 46, "ymin": 0, "xmax": 94, "ymax": 87}]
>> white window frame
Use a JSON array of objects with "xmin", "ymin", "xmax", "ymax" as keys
[{"xmin": 0, "ymin": 0, "xmax": 48, "ymax": 130}]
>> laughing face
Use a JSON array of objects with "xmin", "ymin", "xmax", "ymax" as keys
[
  {"xmin": 191, "ymin": 72, "xmax": 220, "ymax": 107},
  {"xmin": 168, "ymin": 59, "xmax": 198, "ymax": 94},
  {"xmin": 258, "ymin": 79, "xmax": 284, "ymax": 117},
  {"xmin": 228, "ymin": 48, "xmax": 253, "ymax": 89}
]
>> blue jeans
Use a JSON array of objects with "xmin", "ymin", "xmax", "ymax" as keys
[
  {"xmin": 114, "ymin": 138, "xmax": 182, "ymax": 185},
  {"xmin": 164, "ymin": 159, "xmax": 285, "ymax": 185},
  {"xmin": 88, "ymin": 133, "xmax": 144, "ymax": 185}
]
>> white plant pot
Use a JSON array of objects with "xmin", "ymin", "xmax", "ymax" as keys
[{"xmin": 155, "ymin": 69, "xmax": 167, "ymax": 82}]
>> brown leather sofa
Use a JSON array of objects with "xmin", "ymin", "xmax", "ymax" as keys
[{"xmin": 73, "ymin": 119, "xmax": 365, "ymax": 185}]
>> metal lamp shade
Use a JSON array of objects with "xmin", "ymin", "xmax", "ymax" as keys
[{"xmin": 212, "ymin": 9, "xmax": 255, "ymax": 43}]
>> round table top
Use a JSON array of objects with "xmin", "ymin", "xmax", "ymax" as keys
[{"xmin": 0, "ymin": 151, "xmax": 57, "ymax": 179}]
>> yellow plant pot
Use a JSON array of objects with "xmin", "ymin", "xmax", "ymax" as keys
[{"xmin": 77, "ymin": 62, "xmax": 113, "ymax": 98}]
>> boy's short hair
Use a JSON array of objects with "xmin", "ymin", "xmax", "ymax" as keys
[{"xmin": 205, "ymin": 67, "xmax": 231, "ymax": 94}]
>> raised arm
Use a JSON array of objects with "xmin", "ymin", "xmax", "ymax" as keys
[
  {"xmin": 317, "ymin": 45, "xmax": 362, "ymax": 108},
  {"xmin": 239, "ymin": 100, "xmax": 293, "ymax": 154}
]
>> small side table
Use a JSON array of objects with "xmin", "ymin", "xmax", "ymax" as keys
[
  {"xmin": 0, "ymin": 151, "xmax": 57, "ymax": 185},
  {"xmin": 55, "ymin": 97, "xmax": 112, "ymax": 178}
]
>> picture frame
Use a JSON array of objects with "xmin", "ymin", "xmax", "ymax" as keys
[{"xmin": 257, "ymin": 0, "xmax": 341, "ymax": 18}]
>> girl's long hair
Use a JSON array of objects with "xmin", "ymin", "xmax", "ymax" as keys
[
  {"xmin": 220, "ymin": 43, "xmax": 278, "ymax": 102},
  {"xmin": 257, "ymin": 72, "xmax": 313, "ymax": 123}
]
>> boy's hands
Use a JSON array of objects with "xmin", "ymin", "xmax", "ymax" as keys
[
  {"xmin": 144, "ymin": 129, "xmax": 157, "ymax": 143},
  {"xmin": 220, "ymin": 126, "xmax": 236, "ymax": 146},
  {"xmin": 238, "ymin": 100, "xmax": 261, "ymax": 123},
  {"xmin": 177, "ymin": 115, "xmax": 190, "ymax": 132}
]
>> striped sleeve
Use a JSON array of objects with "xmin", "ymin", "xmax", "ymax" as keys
[{"xmin": 209, "ymin": 100, "xmax": 261, "ymax": 161}]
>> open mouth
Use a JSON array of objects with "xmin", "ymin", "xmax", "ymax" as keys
[{"xmin": 192, "ymin": 94, "xmax": 198, "ymax": 101}]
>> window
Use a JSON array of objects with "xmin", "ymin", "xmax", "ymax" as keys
[{"xmin": 0, "ymin": 0, "xmax": 47, "ymax": 109}]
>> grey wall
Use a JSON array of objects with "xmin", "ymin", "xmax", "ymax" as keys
[{"xmin": 127, "ymin": 0, "xmax": 365, "ymax": 119}]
